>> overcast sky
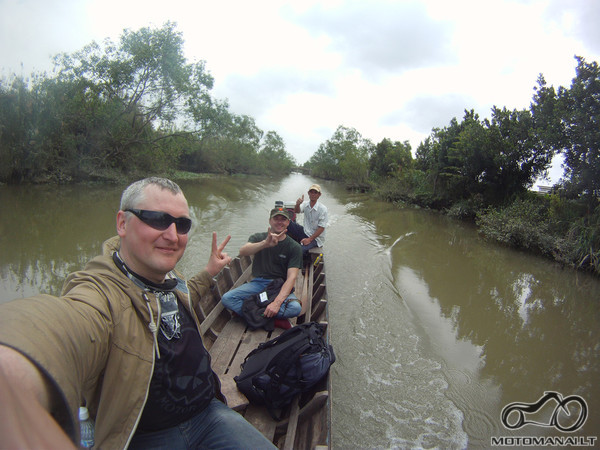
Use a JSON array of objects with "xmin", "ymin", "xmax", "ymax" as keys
[{"xmin": 2, "ymin": 0, "xmax": 599, "ymax": 182}]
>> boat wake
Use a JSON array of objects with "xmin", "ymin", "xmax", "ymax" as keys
[{"xmin": 383, "ymin": 232, "xmax": 415, "ymax": 256}]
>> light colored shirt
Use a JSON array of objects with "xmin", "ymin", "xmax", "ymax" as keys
[{"xmin": 299, "ymin": 200, "xmax": 328, "ymax": 247}]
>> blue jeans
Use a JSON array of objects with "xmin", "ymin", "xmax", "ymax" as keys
[
  {"xmin": 129, "ymin": 398, "xmax": 275, "ymax": 449},
  {"xmin": 221, "ymin": 278, "xmax": 301, "ymax": 318},
  {"xmin": 286, "ymin": 221, "xmax": 319, "ymax": 256}
]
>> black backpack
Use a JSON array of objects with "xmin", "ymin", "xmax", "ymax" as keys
[
  {"xmin": 234, "ymin": 322, "xmax": 335, "ymax": 419},
  {"xmin": 241, "ymin": 278, "xmax": 286, "ymax": 331}
]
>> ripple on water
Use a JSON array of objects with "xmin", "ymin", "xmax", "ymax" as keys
[
  {"xmin": 444, "ymin": 367, "xmax": 503, "ymax": 445},
  {"xmin": 328, "ymin": 220, "xmax": 469, "ymax": 448},
  {"xmin": 335, "ymin": 327, "xmax": 469, "ymax": 449}
]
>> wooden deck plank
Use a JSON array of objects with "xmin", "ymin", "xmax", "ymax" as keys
[
  {"xmin": 209, "ymin": 317, "xmax": 247, "ymax": 373},
  {"xmin": 282, "ymin": 397, "xmax": 301, "ymax": 450},
  {"xmin": 313, "ymin": 273, "xmax": 325, "ymax": 295},
  {"xmin": 200, "ymin": 263, "xmax": 253, "ymax": 336},
  {"xmin": 215, "ymin": 326, "xmax": 283, "ymax": 410},
  {"xmin": 244, "ymin": 404, "xmax": 277, "ymax": 441},
  {"xmin": 312, "ymin": 283, "xmax": 326, "ymax": 306},
  {"xmin": 279, "ymin": 391, "xmax": 330, "ymax": 449},
  {"xmin": 275, "ymin": 391, "xmax": 329, "ymax": 431},
  {"xmin": 311, "ymin": 299, "xmax": 327, "ymax": 323}
]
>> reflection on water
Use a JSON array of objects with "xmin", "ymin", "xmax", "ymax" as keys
[
  {"xmin": 0, "ymin": 184, "xmax": 121, "ymax": 300},
  {"xmin": 342, "ymin": 196, "xmax": 600, "ymax": 445},
  {"xmin": 1, "ymin": 175, "xmax": 599, "ymax": 448}
]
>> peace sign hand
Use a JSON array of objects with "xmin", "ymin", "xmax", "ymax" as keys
[
  {"xmin": 205, "ymin": 232, "xmax": 232, "ymax": 276},
  {"xmin": 264, "ymin": 227, "xmax": 285, "ymax": 248}
]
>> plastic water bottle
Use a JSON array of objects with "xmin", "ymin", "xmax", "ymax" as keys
[{"xmin": 79, "ymin": 406, "xmax": 95, "ymax": 448}]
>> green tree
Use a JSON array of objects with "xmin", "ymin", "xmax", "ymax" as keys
[
  {"xmin": 308, "ymin": 125, "xmax": 373, "ymax": 185},
  {"xmin": 557, "ymin": 57, "xmax": 600, "ymax": 204},
  {"xmin": 51, "ymin": 22, "xmax": 216, "ymax": 175},
  {"xmin": 486, "ymin": 106, "xmax": 552, "ymax": 201},
  {"xmin": 416, "ymin": 108, "xmax": 552, "ymax": 207},
  {"xmin": 369, "ymin": 138, "xmax": 412, "ymax": 179},
  {"xmin": 0, "ymin": 77, "xmax": 39, "ymax": 181},
  {"xmin": 415, "ymin": 111, "xmax": 478, "ymax": 204},
  {"xmin": 530, "ymin": 75, "xmax": 564, "ymax": 156},
  {"xmin": 193, "ymin": 114, "xmax": 263, "ymax": 174},
  {"xmin": 1, "ymin": 23, "xmax": 298, "ymax": 181},
  {"xmin": 445, "ymin": 111, "xmax": 490, "ymax": 199},
  {"xmin": 532, "ymin": 57, "xmax": 600, "ymax": 205},
  {"xmin": 258, "ymin": 131, "xmax": 296, "ymax": 173},
  {"xmin": 180, "ymin": 98, "xmax": 237, "ymax": 173}
]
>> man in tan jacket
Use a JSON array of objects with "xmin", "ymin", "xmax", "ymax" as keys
[{"xmin": 0, "ymin": 177, "xmax": 275, "ymax": 449}]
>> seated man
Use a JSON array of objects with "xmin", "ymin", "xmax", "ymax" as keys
[
  {"xmin": 287, "ymin": 184, "xmax": 328, "ymax": 257},
  {"xmin": 221, "ymin": 208, "xmax": 303, "ymax": 323}
]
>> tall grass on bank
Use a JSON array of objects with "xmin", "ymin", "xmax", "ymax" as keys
[{"xmin": 476, "ymin": 195, "xmax": 600, "ymax": 275}]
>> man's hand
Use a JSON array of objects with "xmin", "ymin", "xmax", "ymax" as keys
[
  {"xmin": 294, "ymin": 194, "xmax": 304, "ymax": 213},
  {"xmin": 264, "ymin": 227, "xmax": 286, "ymax": 248},
  {"xmin": 300, "ymin": 237, "xmax": 313, "ymax": 246},
  {"xmin": 263, "ymin": 301, "xmax": 281, "ymax": 318},
  {"xmin": 205, "ymin": 232, "xmax": 232, "ymax": 276}
]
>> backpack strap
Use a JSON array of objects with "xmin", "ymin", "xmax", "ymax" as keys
[{"xmin": 266, "ymin": 338, "xmax": 312, "ymax": 390}]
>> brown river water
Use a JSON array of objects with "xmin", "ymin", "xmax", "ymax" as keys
[{"xmin": 1, "ymin": 173, "xmax": 599, "ymax": 449}]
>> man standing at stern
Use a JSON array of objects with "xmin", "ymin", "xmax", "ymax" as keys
[{"xmin": 288, "ymin": 184, "xmax": 328, "ymax": 256}]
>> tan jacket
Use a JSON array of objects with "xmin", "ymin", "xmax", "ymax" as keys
[{"xmin": 0, "ymin": 237, "xmax": 220, "ymax": 449}]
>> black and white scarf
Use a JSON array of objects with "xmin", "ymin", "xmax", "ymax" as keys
[{"xmin": 113, "ymin": 251, "xmax": 181, "ymax": 341}]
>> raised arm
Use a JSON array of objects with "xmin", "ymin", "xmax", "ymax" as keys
[
  {"xmin": 239, "ymin": 228, "xmax": 284, "ymax": 257},
  {"xmin": 294, "ymin": 195, "xmax": 304, "ymax": 213},
  {"xmin": 0, "ymin": 345, "xmax": 76, "ymax": 449}
]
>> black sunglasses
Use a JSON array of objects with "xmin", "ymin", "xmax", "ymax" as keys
[{"xmin": 125, "ymin": 209, "xmax": 192, "ymax": 234}]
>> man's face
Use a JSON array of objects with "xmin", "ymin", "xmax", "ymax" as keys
[
  {"xmin": 308, "ymin": 189, "xmax": 321, "ymax": 202},
  {"xmin": 117, "ymin": 185, "xmax": 189, "ymax": 283},
  {"xmin": 269, "ymin": 214, "xmax": 290, "ymax": 234}
]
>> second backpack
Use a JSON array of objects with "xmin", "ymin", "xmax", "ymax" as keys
[{"xmin": 234, "ymin": 321, "xmax": 335, "ymax": 419}]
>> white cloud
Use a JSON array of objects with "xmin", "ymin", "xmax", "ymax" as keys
[
  {"xmin": 289, "ymin": 0, "xmax": 456, "ymax": 76},
  {"xmin": 1, "ymin": 0, "xmax": 599, "ymax": 174},
  {"xmin": 0, "ymin": 0, "xmax": 91, "ymax": 75}
]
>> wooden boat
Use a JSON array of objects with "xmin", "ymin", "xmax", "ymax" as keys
[{"xmin": 195, "ymin": 247, "xmax": 331, "ymax": 449}]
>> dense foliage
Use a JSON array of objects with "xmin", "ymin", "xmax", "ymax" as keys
[
  {"xmin": 0, "ymin": 23, "xmax": 295, "ymax": 183},
  {"xmin": 307, "ymin": 125, "xmax": 372, "ymax": 188},
  {"xmin": 304, "ymin": 57, "xmax": 599, "ymax": 275}
]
